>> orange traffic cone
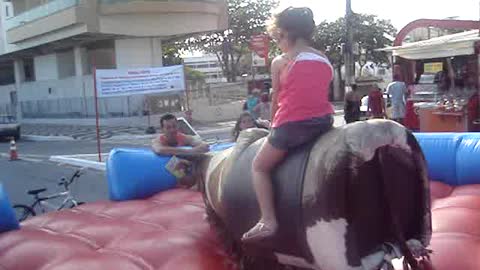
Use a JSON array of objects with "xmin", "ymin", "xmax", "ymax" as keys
[{"xmin": 9, "ymin": 138, "xmax": 18, "ymax": 161}]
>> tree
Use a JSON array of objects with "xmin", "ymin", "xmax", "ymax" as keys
[
  {"xmin": 183, "ymin": 0, "xmax": 278, "ymax": 82},
  {"xmin": 351, "ymin": 14, "xmax": 396, "ymax": 65},
  {"xmin": 162, "ymin": 41, "xmax": 183, "ymax": 67},
  {"xmin": 185, "ymin": 67, "xmax": 206, "ymax": 83},
  {"xmin": 313, "ymin": 20, "xmax": 345, "ymax": 67},
  {"xmin": 313, "ymin": 13, "xmax": 397, "ymax": 80}
]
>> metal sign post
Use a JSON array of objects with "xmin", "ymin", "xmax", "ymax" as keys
[{"xmin": 92, "ymin": 63, "xmax": 102, "ymax": 162}]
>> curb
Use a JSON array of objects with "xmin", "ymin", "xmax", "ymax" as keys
[
  {"xmin": 107, "ymin": 134, "xmax": 157, "ymax": 141},
  {"xmin": 49, "ymin": 155, "xmax": 106, "ymax": 171},
  {"xmin": 197, "ymin": 127, "xmax": 233, "ymax": 136},
  {"xmin": 23, "ymin": 135, "xmax": 75, "ymax": 142},
  {"xmin": 107, "ymin": 128, "xmax": 232, "ymax": 140}
]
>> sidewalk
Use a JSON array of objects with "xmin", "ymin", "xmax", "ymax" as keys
[
  {"xmin": 21, "ymin": 121, "xmax": 238, "ymax": 141},
  {"xmin": 49, "ymin": 153, "xmax": 108, "ymax": 171},
  {"xmin": 22, "ymin": 103, "xmax": 344, "ymax": 141}
]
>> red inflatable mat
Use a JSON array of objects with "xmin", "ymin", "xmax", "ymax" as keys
[
  {"xmin": 0, "ymin": 189, "xmax": 237, "ymax": 270},
  {"xmin": 429, "ymin": 181, "xmax": 480, "ymax": 270},
  {"xmin": 2, "ymin": 183, "xmax": 480, "ymax": 270}
]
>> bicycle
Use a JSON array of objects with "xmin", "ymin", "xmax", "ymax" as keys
[{"xmin": 13, "ymin": 169, "xmax": 86, "ymax": 222}]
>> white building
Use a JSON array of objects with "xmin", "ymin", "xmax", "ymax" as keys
[
  {"xmin": 184, "ymin": 54, "xmax": 226, "ymax": 84},
  {"xmin": 0, "ymin": 0, "xmax": 227, "ymax": 120}
]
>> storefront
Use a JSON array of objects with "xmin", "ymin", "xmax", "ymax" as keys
[{"xmin": 382, "ymin": 30, "xmax": 480, "ymax": 132}]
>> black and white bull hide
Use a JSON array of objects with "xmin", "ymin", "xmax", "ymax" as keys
[{"xmin": 198, "ymin": 119, "xmax": 432, "ymax": 270}]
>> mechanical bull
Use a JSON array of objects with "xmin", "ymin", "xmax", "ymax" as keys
[{"xmin": 196, "ymin": 119, "xmax": 433, "ymax": 270}]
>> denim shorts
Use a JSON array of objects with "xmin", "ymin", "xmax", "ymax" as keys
[{"xmin": 268, "ymin": 115, "xmax": 333, "ymax": 150}]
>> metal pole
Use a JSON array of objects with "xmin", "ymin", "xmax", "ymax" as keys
[
  {"xmin": 345, "ymin": 0, "xmax": 354, "ymax": 90},
  {"xmin": 92, "ymin": 62, "xmax": 102, "ymax": 163},
  {"xmin": 183, "ymin": 63, "xmax": 190, "ymax": 111},
  {"xmin": 183, "ymin": 63, "xmax": 193, "ymax": 123},
  {"xmin": 251, "ymin": 51, "xmax": 256, "ymax": 90}
]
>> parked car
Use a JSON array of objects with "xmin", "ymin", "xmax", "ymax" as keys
[{"xmin": 0, "ymin": 115, "xmax": 20, "ymax": 140}]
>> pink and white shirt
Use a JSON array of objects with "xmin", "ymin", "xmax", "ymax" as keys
[{"xmin": 272, "ymin": 52, "xmax": 334, "ymax": 128}]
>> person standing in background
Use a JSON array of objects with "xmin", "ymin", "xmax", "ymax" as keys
[
  {"xmin": 344, "ymin": 84, "xmax": 361, "ymax": 123},
  {"xmin": 245, "ymin": 89, "xmax": 261, "ymax": 118},
  {"xmin": 367, "ymin": 85, "xmax": 386, "ymax": 119},
  {"xmin": 254, "ymin": 92, "xmax": 272, "ymax": 120},
  {"xmin": 387, "ymin": 75, "xmax": 408, "ymax": 124}
]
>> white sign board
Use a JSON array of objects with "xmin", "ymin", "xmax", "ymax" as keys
[{"xmin": 95, "ymin": 65, "xmax": 186, "ymax": 97}]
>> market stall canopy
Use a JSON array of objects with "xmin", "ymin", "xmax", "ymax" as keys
[{"xmin": 379, "ymin": 30, "xmax": 480, "ymax": 60}]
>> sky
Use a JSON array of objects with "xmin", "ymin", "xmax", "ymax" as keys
[
  {"xmin": 184, "ymin": 0, "xmax": 480, "ymax": 56},
  {"xmin": 278, "ymin": 0, "xmax": 480, "ymax": 30}
]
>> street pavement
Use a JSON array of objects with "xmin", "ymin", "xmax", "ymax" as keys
[
  {"xmin": 2, "ymin": 113, "xmax": 346, "ymax": 216},
  {"xmin": 21, "ymin": 122, "xmax": 232, "ymax": 140},
  {"xmin": 0, "ymin": 140, "xmax": 143, "ymax": 211}
]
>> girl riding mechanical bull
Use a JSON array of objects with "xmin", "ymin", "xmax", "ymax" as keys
[{"xmin": 185, "ymin": 7, "xmax": 434, "ymax": 270}]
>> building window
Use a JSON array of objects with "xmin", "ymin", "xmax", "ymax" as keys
[
  {"xmin": 0, "ymin": 61, "xmax": 14, "ymax": 86},
  {"xmin": 24, "ymin": 58, "xmax": 35, "ymax": 82},
  {"xmin": 57, "ymin": 49, "xmax": 75, "ymax": 78},
  {"xmin": 5, "ymin": 6, "xmax": 9, "ymax": 17}
]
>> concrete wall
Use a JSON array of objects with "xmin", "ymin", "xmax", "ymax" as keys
[
  {"xmin": 0, "ymin": 84, "xmax": 15, "ymax": 104},
  {"xmin": 2, "ymin": 0, "xmax": 227, "ymax": 55},
  {"xmin": 18, "ymin": 75, "xmax": 91, "ymax": 101},
  {"xmin": 0, "ymin": 1, "xmax": 15, "ymax": 54},
  {"xmin": 10, "ymin": 0, "xmax": 26, "ymax": 16},
  {"xmin": 190, "ymin": 99, "xmax": 243, "ymax": 123},
  {"xmin": 13, "ymin": 77, "xmax": 248, "ymax": 122},
  {"xmin": 100, "ymin": 13, "xmax": 221, "ymax": 37},
  {"xmin": 34, "ymin": 53, "xmax": 59, "ymax": 80},
  {"xmin": 7, "ymin": 77, "xmax": 249, "ymax": 124},
  {"xmin": 114, "ymin": 38, "xmax": 162, "ymax": 68},
  {"xmin": 16, "ymin": 74, "xmax": 146, "ymax": 119},
  {"xmin": 7, "ymin": 5, "xmax": 80, "ymax": 44},
  {"xmin": 88, "ymin": 47, "xmax": 115, "ymax": 70},
  {"xmin": 98, "ymin": 0, "xmax": 227, "ymax": 37},
  {"xmin": 75, "ymin": 47, "xmax": 89, "ymax": 75},
  {"xmin": 0, "ymin": 2, "xmax": 5, "ymax": 55},
  {"xmin": 57, "ymin": 49, "xmax": 75, "ymax": 78}
]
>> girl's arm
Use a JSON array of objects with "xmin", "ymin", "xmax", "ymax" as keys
[{"xmin": 270, "ymin": 55, "xmax": 287, "ymax": 119}]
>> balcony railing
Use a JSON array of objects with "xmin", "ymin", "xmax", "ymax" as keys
[{"xmin": 5, "ymin": 0, "xmax": 79, "ymax": 30}]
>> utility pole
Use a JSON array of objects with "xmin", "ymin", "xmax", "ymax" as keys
[{"xmin": 344, "ymin": 0, "xmax": 355, "ymax": 93}]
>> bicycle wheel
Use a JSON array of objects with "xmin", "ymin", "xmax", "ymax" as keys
[{"xmin": 13, "ymin": 204, "xmax": 36, "ymax": 222}]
